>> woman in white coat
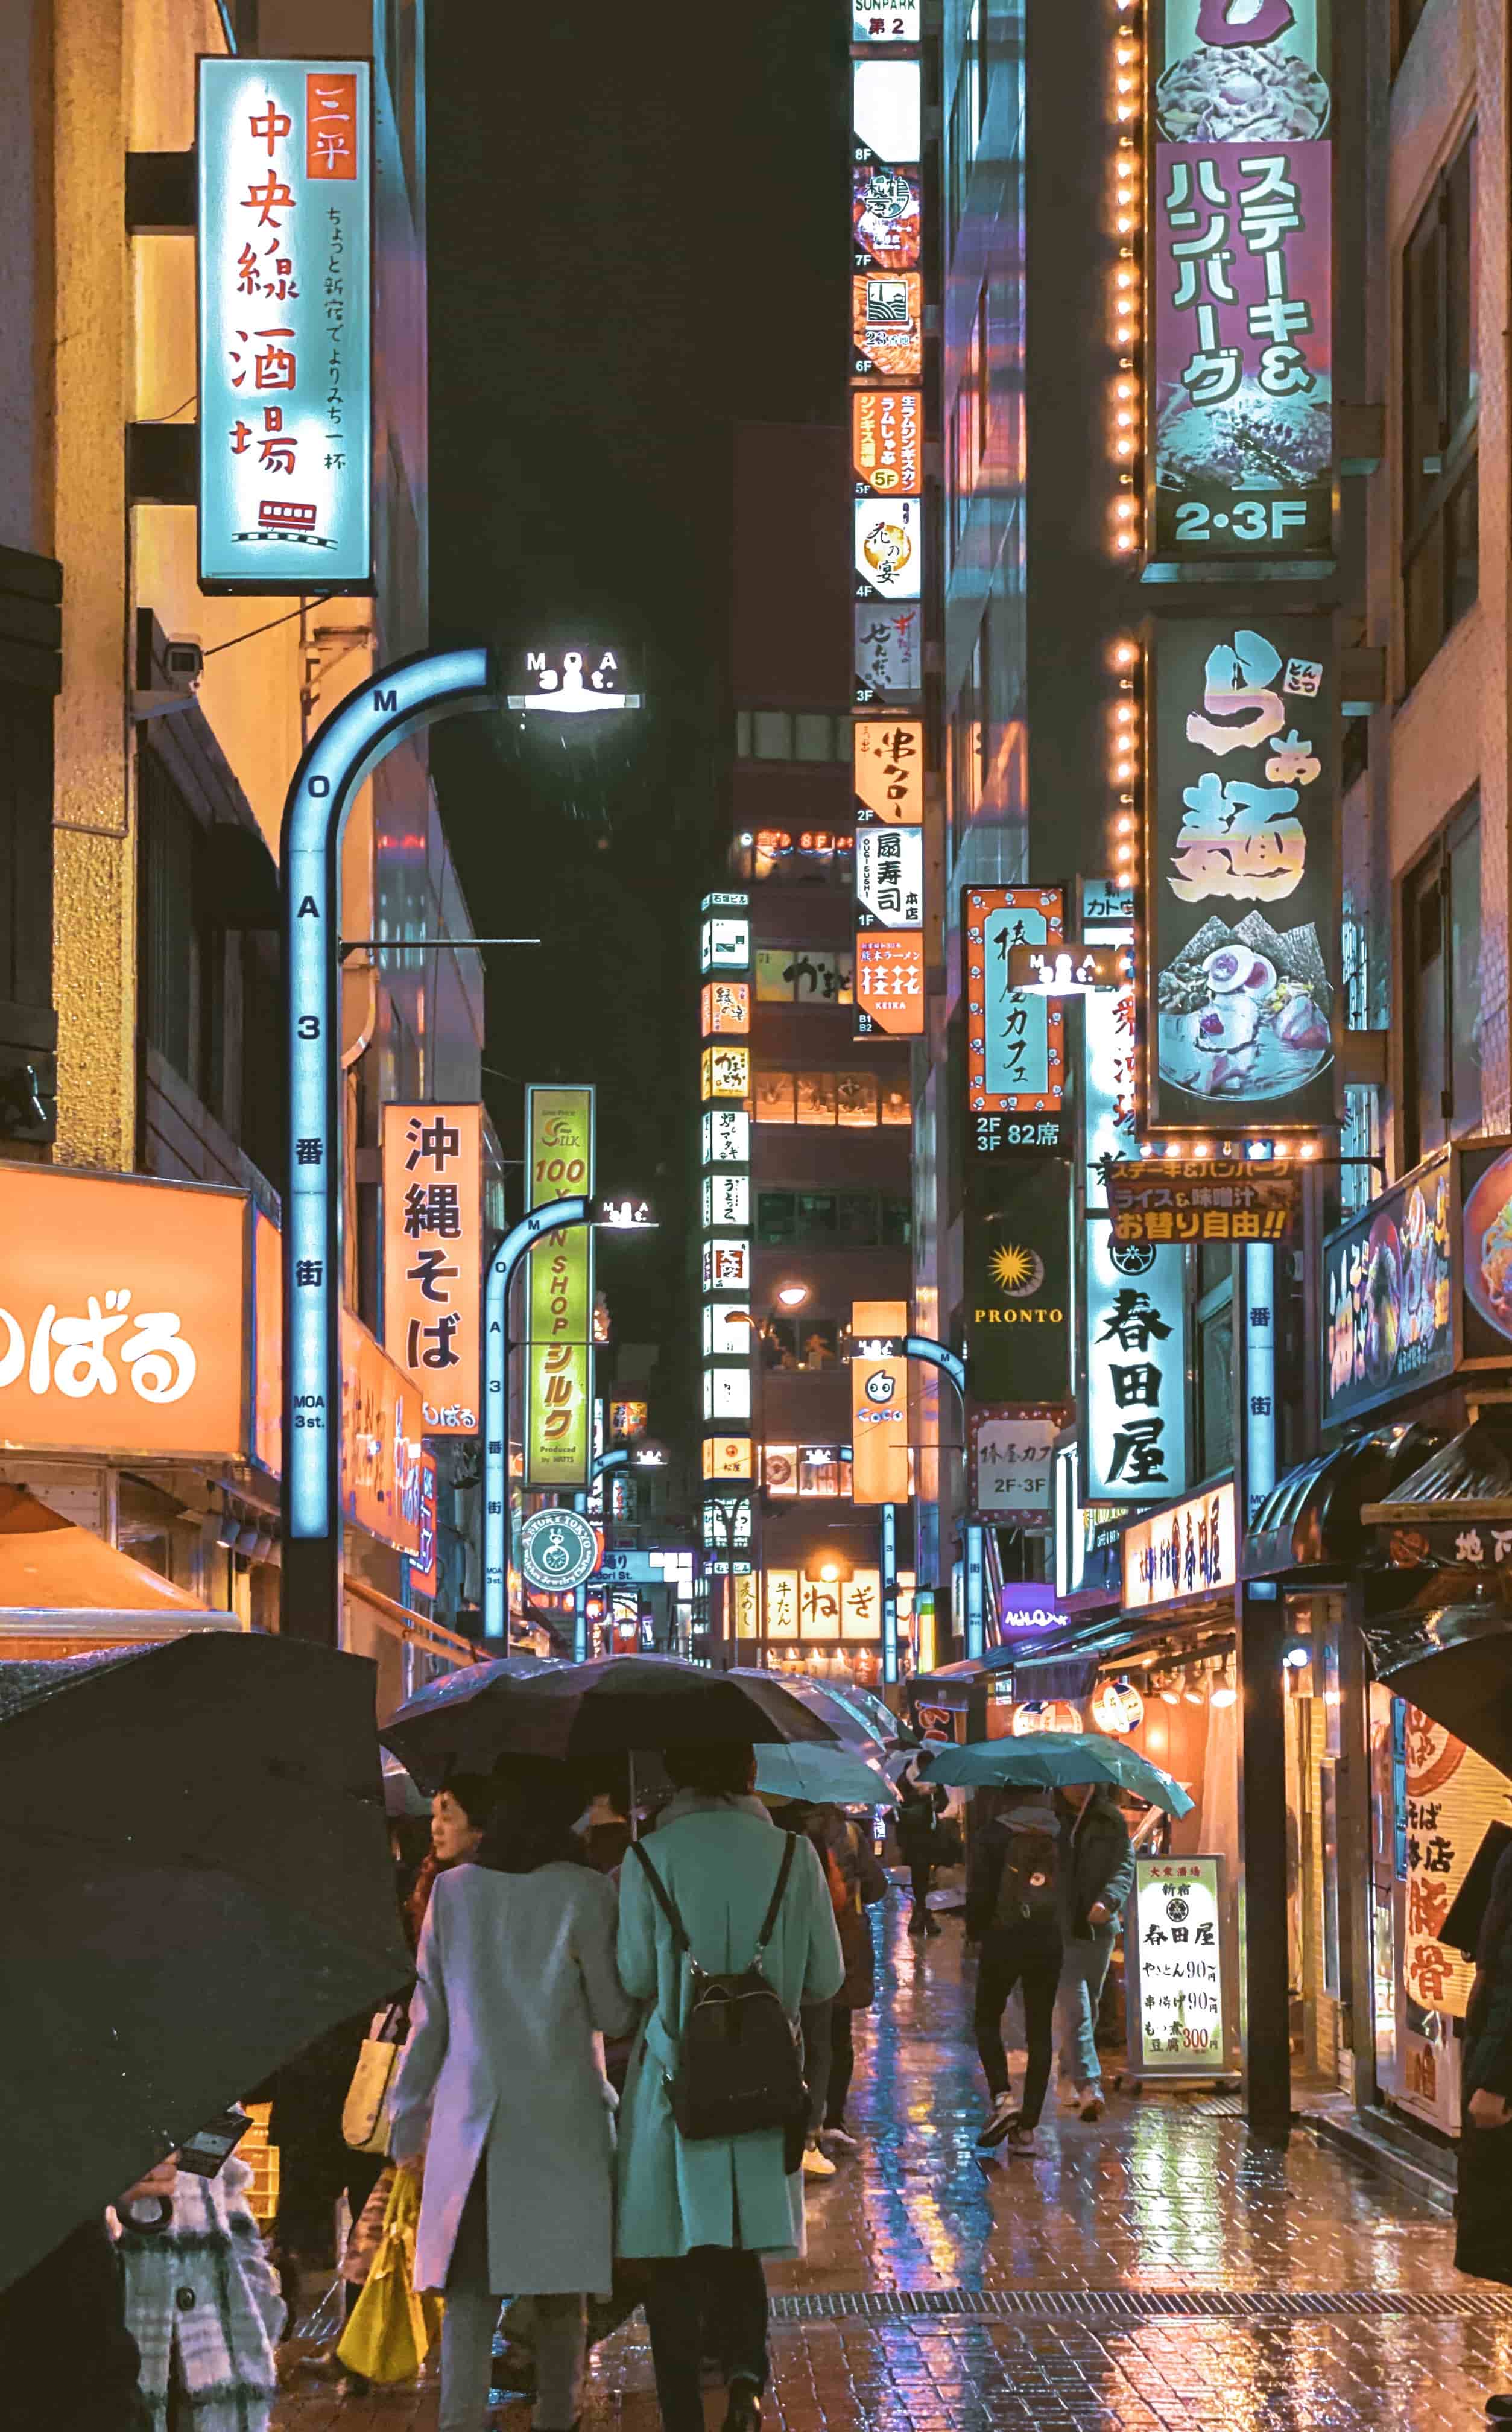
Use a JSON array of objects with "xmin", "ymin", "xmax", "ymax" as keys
[{"xmin": 389, "ymin": 1756, "xmax": 636, "ymax": 2432}]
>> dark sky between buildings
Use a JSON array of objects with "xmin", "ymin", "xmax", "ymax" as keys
[{"xmin": 426, "ymin": 0, "xmax": 847, "ymax": 1349}]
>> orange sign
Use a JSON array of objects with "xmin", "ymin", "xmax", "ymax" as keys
[
  {"xmin": 703, "ymin": 1435, "xmax": 753, "ymax": 1481},
  {"xmin": 855, "ymin": 933, "xmax": 925, "ymax": 1035},
  {"xmin": 850, "ymin": 1297, "xmax": 911, "ymax": 1504},
  {"xmin": 305, "ymin": 70, "xmax": 359, "ymax": 179},
  {"xmin": 382, "ymin": 1104, "xmax": 482, "ymax": 1435},
  {"xmin": 852, "ymin": 390, "xmax": 922, "ymax": 494},
  {"xmin": 853, "ymin": 720, "xmax": 923, "ymax": 823},
  {"xmin": 254, "ymin": 1210, "xmax": 281, "ymax": 1474},
  {"xmin": 0, "ymin": 1167, "xmax": 248, "ymax": 1460},
  {"xmin": 852, "ymin": 274, "xmax": 923, "ymax": 379},
  {"xmin": 700, "ymin": 981, "xmax": 750, "ymax": 1037},
  {"xmin": 341, "ymin": 1312, "xmax": 422, "ymax": 1553}
]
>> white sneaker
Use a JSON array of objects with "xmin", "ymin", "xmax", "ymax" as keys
[
  {"xmin": 821, "ymin": 2126, "xmax": 859, "ymax": 2153},
  {"xmin": 976, "ymin": 2092, "xmax": 1017, "ymax": 2149},
  {"xmin": 802, "ymin": 2141, "xmax": 837, "ymax": 2177}
]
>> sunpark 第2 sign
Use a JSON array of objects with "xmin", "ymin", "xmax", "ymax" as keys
[{"xmin": 197, "ymin": 59, "xmax": 372, "ymax": 592}]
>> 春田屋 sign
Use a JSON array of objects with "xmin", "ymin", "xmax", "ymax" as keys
[
  {"xmin": 1130, "ymin": 1855, "xmax": 1230, "ymax": 2074},
  {"xmin": 197, "ymin": 59, "xmax": 372, "ymax": 592}
]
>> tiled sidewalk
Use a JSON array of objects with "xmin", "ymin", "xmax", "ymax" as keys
[{"xmin": 273, "ymin": 1907, "xmax": 1505, "ymax": 2430}]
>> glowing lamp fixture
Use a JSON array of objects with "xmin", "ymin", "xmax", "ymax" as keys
[{"xmin": 775, "ymin": 1282, "xmax": 811, "ymax": 1309}]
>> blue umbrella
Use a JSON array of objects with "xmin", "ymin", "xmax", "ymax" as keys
[
  {"xmin": 920, "ymin": 1731, "xmax": 1193, "ymax": 1816},
  {"xmin": 754, "ymin": 1741, "xmax": 899, "ymax": 1808}
]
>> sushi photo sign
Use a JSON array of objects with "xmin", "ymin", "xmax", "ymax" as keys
[{"xmin": 1143, "ymin": 615, "xmax": 1339, "ymax": 1137}]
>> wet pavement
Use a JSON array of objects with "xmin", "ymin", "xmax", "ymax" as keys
[{"xmin": 273, "ymin": 1902, "xmax": 1507, "ymax": 2431}]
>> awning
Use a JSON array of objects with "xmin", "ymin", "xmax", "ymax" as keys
[
  {"xmin": 1243, "ymin": 1422, "xmax": 1442, "ymax": 1582},
  {"xmin": 0, "ymin": 1486, "xmax": 210, "ymax": 1615},
  {"xmin": 1361, "ymin": 1416, "xmax": 1512, "ymax": 1526},
  {"xmin": 1010, "ymin": 1650, "xmax": 1104, "ymax": 1702},
  {"xmin": 1362, "ymin": 1583, "xmax": 1512, "ymax": 1782}
]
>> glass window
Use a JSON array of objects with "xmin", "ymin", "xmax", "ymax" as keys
[
  {"xmin": 797, "ymin": 1071, "xmax": 840, "ymax": 1125},
  {"xmin": 799, "ymin": 1320, "xmax": 840, "ymax": 1370},
  {"xmin": 880, "ymin": 1192, "xmax": 911, "ymax": 1246},
  {"xmin": 756, "ymin": 1189, "xmax": 795, "ymax": 1244},
  {"xmin": 1198, "ymin": 1302, "xmax": 1233, "ymax": 1481},
  {"xmin": 794, "ymin": 713, "xmax": 832, "ymax": 762},
  {"xmin": 1404, "ymin": 797, "xmax": 1481, "ymax": 1162},
  {"xmin": 755, "ymin": 949, "xmax": 792, "ymax": 1001},
  {"xmin": 838, "ymin": 1192, "xmax": 879, "ymax": 1244},
  {"xmin": 764, "ymin": 1443, "xmax": 798, "ymax": 1494},
  {"xmin": 735, "ymin": 711, "xmax": 752, "ymax": 758},
  {"xmin": 880, "ymin": 1080, "xmax": 911, "ymax": 1126},
  {"xmin": 754, "ymin": 1067, "xmax": 797, "ymax": 1123},
  {"xmin": 799, "ymin": 1448, "xmax": 845, "ymax": 1497},
  {"xmin": 752, "ymin": 711, "xmax": 793, "ymax": 759},
  {"xmin": 1402, "ymin": 130, "xmax": 1479, "ymax": 691},
  {"xmin": 794, "ymin": 1193, "xmax": 838, "ymax": 1241},
  {"xmin": 835, "ymin": 1071, "xmax": 879, "ymax": 1127}
]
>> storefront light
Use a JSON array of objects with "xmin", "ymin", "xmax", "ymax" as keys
[{"xmin": 1210, "ymin": 1662, "xmax": 1237, "ymax": 1709}]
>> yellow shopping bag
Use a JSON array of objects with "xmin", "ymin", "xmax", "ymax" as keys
[{"xmin": 336, "ymin": 2165, "xmax": 443, "ymax": 2384}]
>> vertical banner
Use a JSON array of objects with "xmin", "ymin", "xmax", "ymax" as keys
[
  {"xmin": 1145, "ymin": 616, "xmax": 1338, "ymax": 1135},
  {"xmin": 854, "ymin": 733, "xmax": 925, "ymax": 1037},
  {"xmin": 411, "ymin": 1451, "xmax": 439, "ymax": 1598},
  {"xmin": 382, "ymin": 1104, "xmax": 482, "ymax": 1434},
  {"xmin": 1148, "ymin": 1, "xmax": 1333, "ymax": 562},
  {"xmin": 197, "ymin": 59, "xmax": 372, "ymax": 591},
  {"xmin": 525, "ymin": 1085, "xmax": 594, "ymax": 1489},
  {"xmin": 700, "ymin": 895, "xmax": 754, "ymax": 1541},
  {"xmin": 1128, "ymin": 1855, "xmax": 1232, "ymax": 2074},
  {"xmin": 963, "ymin": 1166, "xmax": 1074, "ymax": 1406},
  {"xmin": 850, "ymin": 1297, "xmax": 911, "ymax": 1504},
  {"xmin": 964, "ymin": 887, "xmax": 1069, "ymax": 1155}
]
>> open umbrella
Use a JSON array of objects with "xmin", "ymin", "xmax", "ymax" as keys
[
  {"xmin": 0, "ymin": 1633, "xmax": 410, "ymax": 2292},
  {"xmin": 753, "ymin": 1741, "xmax": 899, "ymax": 1808},
  {"xmin": 381, "ymin": 1651, "xmax": 838, "ymax": 1792},
  {"xmin": 920, "ymin": 1731, "xmax": 1194, "ymax": 1816}
]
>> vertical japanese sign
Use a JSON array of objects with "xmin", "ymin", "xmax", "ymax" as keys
[
  {"xmin": 1145, "ymin": 616, "xmax": 1337, "ymax": 1134},
  {"xmin": 1149, "ymin": 1, "xmax": 1332, "ymax": 560},
  {"xmin": 197, "ymin": 60, "xmax": 372, "ymax": 592},
  {"xmin": 851, "ymin": 1297, "xmax": 911, "ymax": 1504},
  {"xmin": 411, "ymin": 1451, "xmax": 439, "ymax": 1598},
  {"xmin": 382, "ymin": 1105, "xmax": 481, "ymax": 1435},
  {"xmin": 964, "ymin": 887, "xmax": 1069, "ymax": 1156},
  {"xmin": 967, "ymin": 1407, "xmax": 1061, "ymax": 1526},
  {"xmin": 1129, "ymin": 1855, "xmax": 1230, "ymax": 2073},
  {"xmin": 700, "ymin": 896, "xmax": 753, "ymax": 1511},
  {"xmin": 853, "ymin": 391, "xmax": 923, "ymax": 495},
  {"xmin": 525, "ymin": 1086, "xmax": 594, "ymax": 1490},
  {"xmin": 1402, "ymin": 1709, "xmax": 1512, "ymax": 2027},
  {"xmin": 855, "ymin": 735, "xmax": 925, "ymax": 1037},
  {"xmin": 1082, "ymin": 916, "xmax": 1189, "ymax": 1503},
  {"xmin": 963, "ymin": 1168, "xmax": 1074, "ymax": 1406}
]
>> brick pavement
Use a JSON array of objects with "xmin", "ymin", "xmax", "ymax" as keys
[{"xmin": 273, "ymin": 1903, "xmax": 1507, "ymax": 2431}]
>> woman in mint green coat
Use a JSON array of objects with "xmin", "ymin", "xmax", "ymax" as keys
[{"xmin": 616, "ymin": 1741, "xmax": 844, "ymax": 2432}]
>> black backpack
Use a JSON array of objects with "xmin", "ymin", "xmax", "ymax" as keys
[
  {"xmin": 993, "ymin": 1825, "xmax": 1061, "ymax": 1929},
  {"xmin": 631, "ymin": 1834, "xmax": 807, "ymax": 2142}
]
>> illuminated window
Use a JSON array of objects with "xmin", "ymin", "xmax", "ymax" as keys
[
  {"xmin": 835, "ymin": 1072, "xmax": 879, "ymax": 1127},
  {"xmin": 755, "ymin": 946, "xmax": 853, "ymax": 1005},
  {"xmin": 752, "ymin": 1069, "xmax": 909, "ymax": 1129},
  {"xmin": 799, "ymin": 1448, "xmax": 846, "ymax": 1498},
  {"xmin": 764, "ymin": 1443, "xmax": 799, "ymax": 1494},
  {"xmin": 881, "ymin": 1080, "xmax": 911, "ymax": 1126},
  {"xmin": 797, "ymin": 1072, "xmax": 840, "ymax": 1126},
  {"xmin": 1402, "ymin": 128, "xmax": 1479, "ymax": 691},
  {"xmin": 754, "ymin": 1067, "xmax": 797, "ymax": 1123}
]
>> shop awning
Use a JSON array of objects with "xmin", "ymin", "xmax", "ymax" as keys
[
  {"xmin": 1362, "ymin": 1585, "xmax": 1512, "ymax": 1782},
  {"xmin": 0, "ymin": 1486, "xmax": 210, "ymax": 1614},
  {"xmin": 1010, "ymin": 1649, "xmax": 1105, "ymax": 1702},
  {"xmin": 1242, "ymin": 1422, "xmax": 1440, "ymax": 1583},
  {"xmin": 1361, "ymin": 1416, "xmax": 1512, "ymax": 1525}
]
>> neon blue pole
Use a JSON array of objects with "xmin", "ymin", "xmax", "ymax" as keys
[
  {"xmin": 481, "ymin": 1194, "xmax": 590, "ymax": 1639},
  {"xmin": 881, "ymin": 1500, "xmax": 899, "ymax": 1686}
]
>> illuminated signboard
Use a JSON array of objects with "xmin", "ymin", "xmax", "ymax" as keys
[
  {"xmin": 1130, "ymin": 1856, "xmax": 1230, "ymax": 2074},
  {"xmin": 853, "ymin": 719, "xmax": 923, "ymax": 823},
  {"xmin": 852, "ymin": 274, "xmax": 924, "ymax": 381},
  {"xmin": 700, "ymin": 898, "xmax": 750, "ymax": 972},
  {"xmin": 411, "ymin": 1451, "xmax": 438, "ymax": 1598},
  {"xmin": 525, "ymin": 1085, "xmax": 593, "ymax": 1490},
  {"xmin": 855, "ymin": 601, "xmax": 922, "ymax": 706},
  {"xmin": 1145, "ymin": 618, "xmax": 1337, "ymax": 1135},
  {"xmin": 969, "ymin": 1407, "xmax": 1062, "ymax": 1527},
  {"xmin": 704, "ymin": 1435, "xmax": 753, "ymax": 1481},
  {"xmin": 964, "ymin": 886, "xmax": 1068, "ymax": 1156},
  {"xmin": 855, "ymin": 825, "xmax": 923, "ymax": 928},
  {"xmin": 701, "ymin": 981, "xmax": 750, "ymax": 1036},
  {"xmin": 703, "ymin": 1107, "xmax": 750, "ymax": 1165},
  {"xmin": 1109, "ymin": 1158, "xmax": 1299, "ymax": 1243},
  {"xmin": 855, "ymin": 496, "xmax": 922, "ymax": 600},
  {"xmin": 1122, "ymin": 1480, "xmax": 1236, "ymax": 1611},
  {"xmin": 1321, "ymin": 1149, "xmax": 1453, "ymax": 1428},
  {"xmin": 503, "ymin": 644, "xmax": 642, "ymax": 712},
  {"xmin": 853, "ymin": 164, "xmax": 922, "ymax": 273},
  {"xmin": 964, "ymin": 1171, "xmax": 1074, "ymax": 1407},
  {"xmin": 381, "ymin": 1104, "xmax": 481, "ymax": 1434},
  {"xmin": 197, "ymin": 59, "xmax": 372, "ymax": 592},
  {"xmin": 1150, "ymin": 1, "xmax": 1333, "ymax": 562},
  {"xmin": 851, "ymin": 1294, "xmax": 911, "ymax": 1503},
  {"xmin": 701, "ymin": 1045, "xmax": 750, "ymax": 1102},
  {"xmin": 341, "ymin": 1312, "xmax": 421, "ymax": 1553},
  {"xmin": 997, "ymin": 1580, "xmax": 1064, "ymax": 1644},
  {"xmin": 702, "ymin": 1173, "xmax": 750, "ymax": 1230},
  {"xmin": 852, "ymin": 0, "xmax": 920, "ymax": 40},
  {"xmin": 853, "ymin": 56, "xmax": 920, "ymax": 160},
  {"xmin": 853, "ymin": 391, "xmax": 923, "ymax": 496},
  {"xmin": 855, "ymin": 934, "xmax": 925, "ymax": 1036}
]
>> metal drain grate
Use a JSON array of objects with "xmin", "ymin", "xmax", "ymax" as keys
[{"xmin": 770, "ymin": 2287, "xmax": 1512, "ymax": 2325}]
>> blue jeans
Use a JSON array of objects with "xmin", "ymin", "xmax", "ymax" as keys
[{"xmin": 1056, "ymin": 1927, "xmax": 1116, "ymax": 2094}]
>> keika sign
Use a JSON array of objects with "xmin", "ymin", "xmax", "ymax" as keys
[
  {"xmin": 964, "ymin": 887, "xmax": 1069, "ymax": 1156},
  {"xmin": 1149, "ymin": 0, "xmax": 1333, "ymax": 560},
  {"xmin": 382, "ymin": 1104, "xmax": 481, "ymax": 1434},
  {"xmin": 197, "ymin": 59, "xmax": 372, "ymax": 592},
  {"xmin": 1145, "ymin": 618, "xmax": 1337, "ymax": 1133},
  {"xmin": 525, "ymin": 1086, "xmax": 594, "ymax": 1490}
]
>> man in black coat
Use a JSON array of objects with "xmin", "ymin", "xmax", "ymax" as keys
[
  {"xmin": 894, "ymin": 1767, "xmax": 949, "ymax": 1937},
  {"xmin": 1457, "ymin": 1838, "xmax": 1512, "ymax": 2421}
]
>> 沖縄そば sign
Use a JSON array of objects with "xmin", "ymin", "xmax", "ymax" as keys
[{"xmin": 1145, "ymin": 616, "xmax": 1338, "ymax": 1134}]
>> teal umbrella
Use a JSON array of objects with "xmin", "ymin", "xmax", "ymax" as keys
[
  {"xmin": 920, "ymin": 1731, "xmax": 1193, "ymax": 1816},
  {"xmin": 754, "ymin": 1740, "xmax": 899, "ymax": 1808}
]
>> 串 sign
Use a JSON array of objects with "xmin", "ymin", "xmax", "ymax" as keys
[
  {"xmin": 197, "ymin": 59, "xmax": 372, "ymax": 592},
  {"xmin": 519, "ymin": 1506, "xmax": 601, "ymax": 1592},
  {"xmin": 1129, "ymin": 1855, "xmax": 1230, "ymax": 2075},
  {"xmin": 1107, "ymin": 1157, "xmax": 1299, "ymax": 1245}
]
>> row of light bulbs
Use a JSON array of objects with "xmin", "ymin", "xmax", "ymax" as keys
[
  {"xmin": 1150, "ymin": 1658, "xmax": 1237, "ymax": 1709},
  {"xmin": 1108, "ymin": 5, "xmax": 1142, "ymax": 879}
]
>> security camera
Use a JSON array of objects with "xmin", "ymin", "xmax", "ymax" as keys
[{"xmin": 163, "ymin": 638, "xmax": 204, "ymax": 692}]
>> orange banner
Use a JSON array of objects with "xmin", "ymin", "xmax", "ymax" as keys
[
  {"xmin": 852, "ymin": 390, "xmax": 922, "ymax": 493},
  {"xmin": 305, "ymin": 71, "xmax": 359, "ymax": 178},
  {"xmin": 853, "ymin": 719, "xmax": 923, "ymax": 823},
  {"xmin": 852, "ymin": 275, "xmax": 923, "ymax": 379},
  {"xmin": 855, "ymin": 933, "xmax": 925, "ymax": 1035},
  {"xmin": 851, "ymin": 1294, "xmax": 911, "ymax": 1504}
]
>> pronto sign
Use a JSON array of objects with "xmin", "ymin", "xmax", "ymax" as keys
[
  {"xmin": 197, "ymin": 59, "xmax": 372, "ymax": 592},
  {"xmin": 0, "ymin": 1167, "xmax": 248, "ymax": 1459}
]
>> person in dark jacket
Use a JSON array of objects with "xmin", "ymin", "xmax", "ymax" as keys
[
  {"xmin": 964, "ymin": 1792, "xmax": 1064, "ymax": 2153},
  {"xmin": 815, "ymin": 1807, "xmax": 888, "ymax": 2152},
  {"xmin": 1456, "ymin": 1839, "xmax": 1512, "ymax": 2421},
  {"xmin": 1052, "ymin": 1784, "xmax": 1135, "ymax": 2122},
  {"xmin": 894, "ymin": 1766, "xmax": 948, "ymax": 1936}
]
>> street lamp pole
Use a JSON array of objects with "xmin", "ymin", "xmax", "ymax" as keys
[
  {"xmin": 574, "ymin": 1444, "xmax": 631, "ymax": 1660},
  {"xmin": 481, "ymin": 1194, "xmax": 590, "ymax": 1640},
  {"xmin": 900, "ymin": 1335, "xmax": 980, "ymax": 1661}
]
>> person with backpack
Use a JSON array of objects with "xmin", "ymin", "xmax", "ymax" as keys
[
  {"xmin": 1054, "ymin": 1782, "xmax": 1136, "ymax": 2123},
  {"xmin": 615, "ymin": 1741, "xmax": 844, "ymax": 2432},
  {"xmin": 964, "ymin": 1790, "xmax": 1065, "ymax": 2153}
]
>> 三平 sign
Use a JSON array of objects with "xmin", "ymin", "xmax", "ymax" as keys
[
  {"xmin": 519, "ymin": 1505, "xmax": 601, "ymax": 1593},
  {"xmin": 964, "ymin": 887, "xmax": 1068, "ymax": 1157},
  {"xmin": 197, "ymin": 59, "xmax": 372, "ymax": 592},
  {"xmin": 1145, "ymin": 617, "xmax": 1337, "ymax": 1134},
  {"xmin": 1149, "ymin": 0, "xmax": 1333, "ymax": 560},
  {"xmin": 382, "ymin": 1105, "xmax": 481, "ymax": 1433},
  {"xmin": 1107, "ymin": 1157, "xmax": 1298, "ymax": 1244},
  {"xmin": 1130, "ymin": 1856, "xmax": 1230, "ymax": 2074},
  {"xmin": 525, "ymin": 1086, "xmax": 594, "ymax": 1490}
]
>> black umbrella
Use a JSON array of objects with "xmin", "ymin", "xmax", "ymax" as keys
[
  {"xmin": 1364, "ymin": 1588, "xmax": 1512, "ymax": 1782},
  {"xmin": 0, "ymin": 1633, "xmax": 410, "ymax": 2292},
  {"xmin": 380, "ymin": 1651, "xmax": 839, "ymax": 1792}
]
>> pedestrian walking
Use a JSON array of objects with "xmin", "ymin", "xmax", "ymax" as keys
[
  {"xmin": 1454, "ymin": 1837, "xmax": 1512, "ymax": 2422},
  {"xmin": 894, "ymin": 1764, "xmax": 949, "ymax": 1936},
  {"xmin": 615, "ymin": 1741, "xmax": 844, "ymax": 2432},
  {"xmin": 115, "ymin": 2145, "xmax": 285, "ymax": 2432},
  {"xmin": 964, "ymin": 1791, "xmax": 1065, "ymax": 2153},
  {"xmin": 814, "ymin": 1806, "xmax": 888, "ymax": 2153},
  {"xmin": 388, "ymin": 1753, "xmax": 634, "ymax": 2432},
  {"xmin": 1053, "ymin": 1782, "xmax": 1134, "ymax": 2123}
]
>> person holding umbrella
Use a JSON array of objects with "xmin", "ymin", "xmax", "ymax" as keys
[
  {"xmin": 615, "ymin": 1741, "xmax": 845, "ymax": 2432},
  {"xmin": 1053, "ymin": 1782, "xmax": 1135, "ymax": 2124},
  {"xmin": 964, "ymin": 1790, "xmax": 1065, "ymax": 2154}
]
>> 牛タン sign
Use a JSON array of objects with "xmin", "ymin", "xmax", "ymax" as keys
[
  {"xmin": 519, "ymin": 1505, "xmax": 601, "ymax": 1592},
  {"xmin": 198, "ymin": 59, "xmax": 372, "ymax": 593}
]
